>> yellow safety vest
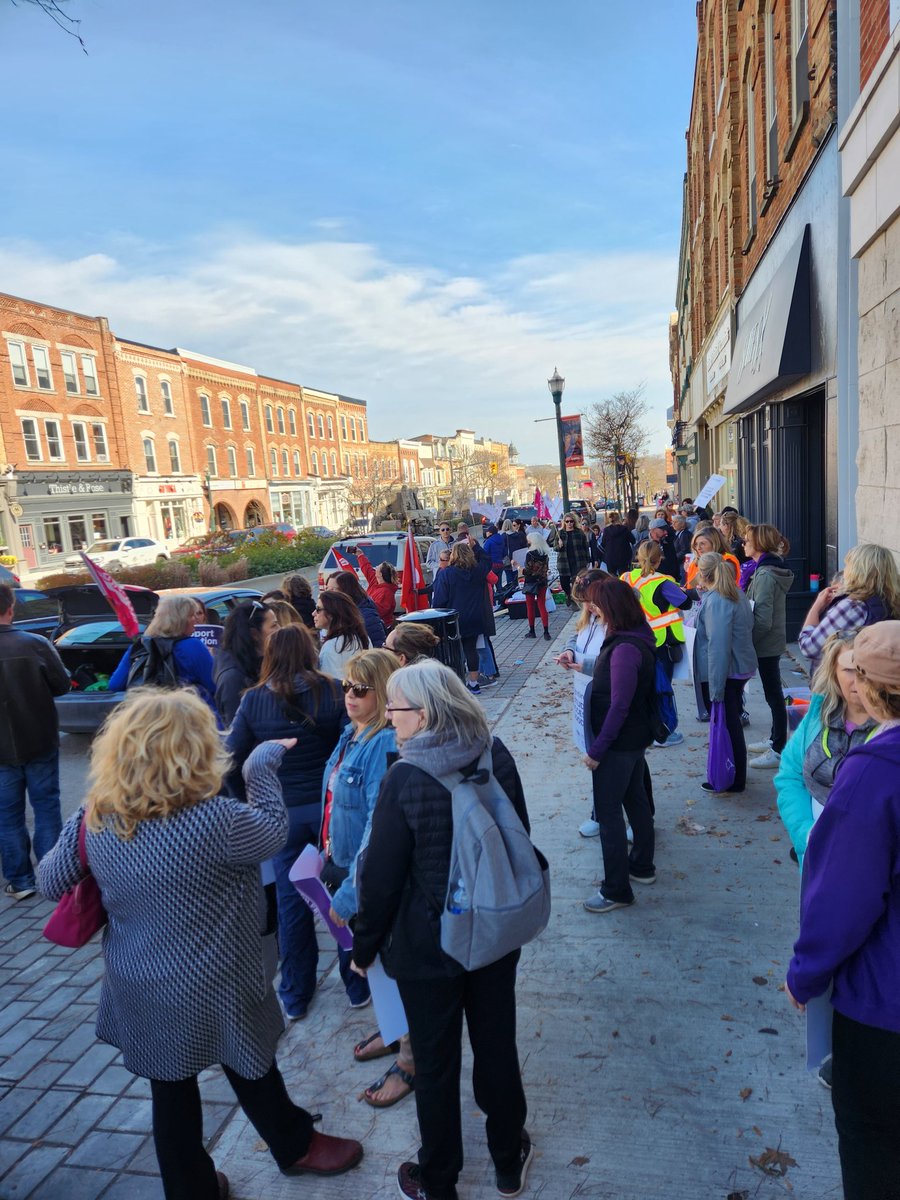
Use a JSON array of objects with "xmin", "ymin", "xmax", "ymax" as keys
[{"xmin": 622, "ymin": 569, "xmax": 686, "ymax": 649}]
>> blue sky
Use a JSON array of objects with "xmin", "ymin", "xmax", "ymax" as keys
[{"xmin": 1, "ymin": 0, "xmax": 697, "ymax": 461}]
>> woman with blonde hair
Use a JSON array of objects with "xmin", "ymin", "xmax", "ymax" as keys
[
  {"xmin": 228, "ymin": 624, "xmax": 346, "ymax": 1021},
  {"xmin": 798, "ymin": 542, "xmax": 900, "ymax": 675},
  {"xmin": 107, "ymin": 594, "xmax": 216, "ymax": 708},
  {"xmin": 384, "ymin": 621, "xmax": 440, "ymax": 665},
  {"xmin": 319, "ymin": 649, "xmax": 398, "ymax": 1016},
  {"xmin": 267, "ymin": 599, "xmax": 303, "ymax": 628},
  {"xmin": 744, "ymin": 524, "xmax": 795, "ymax": 768},
  {"xmin": 522, "ymin": 531, "xmax": 552, "ymax": 640},
  {"xmin": 693, "ymin": 552, "xmax": 757, "ymax": 793},
  {"xmin": 683, "ymin": 525, "xmax": 741, "ymax": 592},
  {"xmin": 38, "ymin": 688, "xmax": 363, "ymax": 1196}
]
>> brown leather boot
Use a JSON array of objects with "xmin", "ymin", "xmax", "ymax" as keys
[{"xmin": 284, "ymin": 1130, "xmax": 364, "ymax": 1176}]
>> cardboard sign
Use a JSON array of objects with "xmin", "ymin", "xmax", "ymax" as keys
[{"xmin": 693, "ymin": 473, "xmax": 727, "ymax": 509}]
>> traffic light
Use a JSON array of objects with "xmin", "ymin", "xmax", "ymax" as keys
[{"xmin": 489, "ymin": 461, "xmax": 498, "ymax": 475}]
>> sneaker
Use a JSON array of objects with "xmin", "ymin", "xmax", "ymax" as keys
[
  {"xmin": 583, "ymin": 891, "xmax": 633, "ymax": 914},
  {"xmin": 349, "ymin": 993, "xmax": 372, "ymax": 1009},
  {"xmin": 524, "ymin": 628, "xmax": 536, "ymax": 638},
  {"xmin": 478, "ymin": 674, "xmax": 499, "ymax": 688},
  {"xmin": 578, "ymin": 818, "xmax": 600, "ymax": 838},
  {"xmin": 465, "ymin": 681, "xmax": 481, "ymax": 694},
  {"xmin": 749, "ymin": 747, "xmax": 781, "ymax": 769},
  {"xmin": 747, "ymin": 738, "xmax": 772, "ymax": 753},
  {"xmin": 4, "ymin": 883, "xmax": 36, "ymax": 901},
  {"xmin": 740, "ymin": 710, "xmax": 751, "ymax": 726},
  {"xmin": 817, "ymin": 1054, "xmax": 833, "ymax": 1090},
  {"xmin": 696, "ymin": 712, "xmax": 710, "ymax": 723},
  {"xmin": 284, "ymin": 1005, "xmax": 308, "ymax": 1021},
  {"xmin": 543, "ymin": 628, "xmax": 551, "ymax": 640},
  {"xmin": 496, "ymin": 1133, "xmax": 534, "ymax": 1197},
  {"xmin": 629, "ymin": 871, "xmax": 656, "ymax": 885},
  {"xmin": 700, "ymin": 781, "xmax": 744, "ymax": 795},
  {"xmin": 653, "ymin": 730, "xmax": 685, "ymax": 748},
  {"xmin": 397, "ymin": 1161, "xmax": 456, "ymax": 1200}
]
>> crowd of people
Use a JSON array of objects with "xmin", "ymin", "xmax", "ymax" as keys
[{"xmin": 2, "ymin": 495, "xmax": 900, "ymax": 1199}]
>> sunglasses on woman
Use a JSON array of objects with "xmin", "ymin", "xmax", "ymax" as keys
[
  {"xmin": 342, "ymin": 680, "xmax": 375, "ymax": 697},
  {"xmin": 314, "ymin": 604, "xmax": 325, "ymax": 613}
]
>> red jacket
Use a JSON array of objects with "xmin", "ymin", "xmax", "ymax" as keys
[{"xmin": 357, "ymin": 551, "xmax": 398, "ymax": 625}]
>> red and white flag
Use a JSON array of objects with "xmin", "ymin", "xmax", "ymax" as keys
[
  {"xmin": 332, "ymin": 546, "xmax": 354, "ymax": 572},
  {"xmin": 534, "ymin": 487, "xmax": 551, "ymax": 521},
  {"xmin": 79, "ymin": 552, "xmax": 140, "ymax": 639},
  {"xmin": 400, "ymin": 527, "xmax": 428, "ymax": 613}
]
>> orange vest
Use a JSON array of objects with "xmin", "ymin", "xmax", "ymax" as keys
[{"xmin": 684, "ymin": 553, "xmax": 741, "ymax": 589}]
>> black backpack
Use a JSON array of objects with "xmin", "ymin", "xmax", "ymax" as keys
[{"xmin": 126, "ymin": 637, "xmax": 180, "ymax": 689}]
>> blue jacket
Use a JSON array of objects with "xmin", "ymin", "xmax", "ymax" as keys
[
  {"xmin": 321, "ymin": 723, "xmax": 397, "ymax": 921},
  {"xmin": 693, "ymin": 590, "xmax": 756, "ymax": 701},
  {"xmin": 227, "ymin": 674, "xmax": 347, "ymax": 819},
  {"xmin": 109, "ymin": 636, "xmax": 216, "ymax": 710},
  {"xmin": 787, "ymin": 727, "xmax": 900, "ymax": 1032},
  {"xmin": 358, "ymin": 597, "xmax": 386, "ymax": 648},
  {"xmin": 482, "ymin": 532, "xmax": 506, "ymax": 565},
  {"xmin": 431, "ymin": 544, "xmax": 491, "ymax": 637},
  {"xmin": 774, "ymin": 693, "xmax": 823, "ymax": 866}
]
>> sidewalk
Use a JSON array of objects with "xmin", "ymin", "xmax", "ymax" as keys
[{"xmin": 0, "ymin": 616, "xmax": 841, "ymax": 1199}]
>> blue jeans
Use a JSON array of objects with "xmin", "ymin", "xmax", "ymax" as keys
[
  {"xmin": 270, "ymin": 810, "xmax": 320, "ymax": 1015},
  {"xmin": 0, "ymin": 749, "xmax": 62, "ymax": 891},
  {"xmin": 338, "ymin": 945, "xmax": 370, "ymax": 1007}
]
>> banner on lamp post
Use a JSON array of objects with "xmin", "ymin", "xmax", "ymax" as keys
[{"xmin": 561, "ymin": 415, "xmax": 584, "ymax": 466}]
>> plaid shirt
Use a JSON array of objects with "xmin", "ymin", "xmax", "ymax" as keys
[{"xmin": 797, "ymin": 596, "xmax": 868, "ymax": 669}]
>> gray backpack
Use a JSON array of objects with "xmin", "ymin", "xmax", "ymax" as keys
[{"xmin": 419, "ymin": 747, "xmax": 551, "ymax": 971}]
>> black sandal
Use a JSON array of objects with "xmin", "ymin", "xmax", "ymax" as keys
[
  {"xmin": 362, "ymin": 1062, "xmax": 415, "ymax": 1108},
  {"xmin": 353, "ymin": 1031, "xmax": 400, "ymax": 1062}
]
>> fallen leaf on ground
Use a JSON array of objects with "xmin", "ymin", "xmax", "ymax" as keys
[
  {"xmin": 749, "ymin": 1147, "xmax": 798, "ymax": 1176},
  {"xmin": 676, "ymin": 814, "xmax": 706, "ymax": 835},
  {"xmin": 740, "ymin": 1087, "xmax": 752, "ymax": 1100},
  {"xmin": 752, "ymin": 976, "xmax": 768, "ymax": 986},
  {"xmin": 569, "ymin": 1155, "xmax": 590, "ymax": 1166}
]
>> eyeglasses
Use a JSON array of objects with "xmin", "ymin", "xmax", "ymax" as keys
[
  {"xmin": 440, "ymin": 526, "xmax": 450, "ymax": 532},
  {"xmin": 314, "ymin": 604, "xmax": 325, "ymax": 613},
  {"xmin": 385, "ymin": 705, "xmax": 422, "ymax": 714},
  {"xmin": 342, "ymin": 680, "xmax": 375, "ymax": 697}
]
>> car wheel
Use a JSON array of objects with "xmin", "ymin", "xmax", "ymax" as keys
[
  {"xmin": 156, "ymin": 555, "xmax": 167, "ymax": 563},
  {"xmin": 107, "ymin": 560, "xmax": 121, "ymax": 572}
]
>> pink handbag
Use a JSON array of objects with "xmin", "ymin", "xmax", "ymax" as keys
[{"xmin": 43, "ymin": 814, "xmax": 108, "ymax": 948}]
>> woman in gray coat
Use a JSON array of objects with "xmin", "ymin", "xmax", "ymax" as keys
[
  {"xmin": 744, "ymin": 524, "xmax": 794, "ymax": 769},
  {"xmin": 693, "ymin": 552, "xmax": 757, "ymax": 794},
  {"xmin": 38, "ymin": 688, "xmax": 363, "ymax": 1200}
]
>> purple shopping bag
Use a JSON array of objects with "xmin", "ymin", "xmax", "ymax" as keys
[{"xmin": 707, "ymin": 700, "xmax": 736, "ymax": 792}]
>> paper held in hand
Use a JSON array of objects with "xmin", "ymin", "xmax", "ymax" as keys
[{"xmin": 693, "ymin": 473, "xmax": 727, "ymax": 510}]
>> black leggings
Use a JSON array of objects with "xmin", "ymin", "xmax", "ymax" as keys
[
  {"xmin": 150, "ymin": 1061, "xmax": 313, "ymax": 1199},
  {"xmin": 461, "ymin": 635, "xmax": 480, "ymax": 674},
  {"xmin": 701, "ymin": 679, "xmax": 747, "ymax": 791},
  {"xmin": 756, "ymin": 655, "xmax": 788, "ymax": 753}
]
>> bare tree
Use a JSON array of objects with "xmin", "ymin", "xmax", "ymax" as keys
[
  {"xmin": 347, "ymin": 476, "xmax": 400, "ymax": 528},
  {"xmin": 526, "ymin": 464, "xmax": 560, "ymax": 497},
  {"xmin": 9, "ymin": 0, "xmax": 87, "ymax": 51},
  {"xmin": 584, "ymin": 385, "xmax": 652, "ymax": 511}
]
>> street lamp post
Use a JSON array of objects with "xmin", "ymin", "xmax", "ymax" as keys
[
  {"xmin": 548, "ymin": 368, "xmax": 570, "ymax": 515},
  {"xmin": 203, "ymin": 469, "xmax": 214, "ymax": 532}
]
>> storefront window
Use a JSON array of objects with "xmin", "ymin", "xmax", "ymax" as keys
[
  {"xmin": 92, "ymin": 514, "xmax": 108, "ymax": 540},
  {"xmin": 68, "ymin": 516, "xmax": 88, "ymax": 550},
  {"xmin": 160, "ymin": 502, "xmax": 188, "ymax": 540},
  {"xmin": 43, "ymin": 517, "xmax": 63, "ymax": 554}
]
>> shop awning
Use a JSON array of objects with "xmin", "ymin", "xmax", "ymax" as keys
[{"xmin": 724, "ymin": 225, "xmax": 810, "ymax": 416}]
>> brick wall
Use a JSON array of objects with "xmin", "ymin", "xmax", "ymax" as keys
[{"xmin": 860, "ymin": 0, "xmax": 890, "ymax": 86}]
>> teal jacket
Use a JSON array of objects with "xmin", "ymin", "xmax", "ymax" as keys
[{"xmin": 774, "ymin": 694, "xmax": 823, "ymax": 866}]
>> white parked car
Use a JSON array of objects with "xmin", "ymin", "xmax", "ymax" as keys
[{"xmin": 65, "ymin": 537, "xmax": 170, "ymax": 573}]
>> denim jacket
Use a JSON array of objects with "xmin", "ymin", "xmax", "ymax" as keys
[{"xmin": 321, "ymin": 723, "xmax": 397, "ymax": 920}]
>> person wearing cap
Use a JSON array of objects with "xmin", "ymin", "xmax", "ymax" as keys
[
  {"xmin": 785, "ymin": 621, "xmax": 900, "ymax": 1199},
  {"xmin": 648, "ymin": 518, "xmax": 680, "ymax": 580}
]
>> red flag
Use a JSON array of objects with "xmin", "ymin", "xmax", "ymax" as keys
[
  {"xmin": 400, "ymin": 527, "xmax": 428, "ymax": 613},
  {"xmin": 534, "ymin": 488, "xmax": 551, "ymax": 521},
  {"xmin": 332, "ymin": 547, "xmax": 354, "ymax": 573},
  {"xmin": 80, "ymin": 552, "xmax": 140, "ymax": 638}
]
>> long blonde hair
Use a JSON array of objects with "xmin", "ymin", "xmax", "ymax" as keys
[
  {"xmin": 86, "ymin": 689, "xmax": 230, "ymax": 840},
  {"xmin": 344, "ymin": 648, "xmax": 399, "ymax": 740},
  {"xmin": 698, "ymin": 551, "xmax": 740, "ymax": 601},
  {"xmin": 813, "ymin": 632, "xmax": 857, "ymax": 727},
  {"xmin": 145, "ymin": 595, "xmax": 197, "ymax": 639},
  {"xmin": 449, "ymin": 542, "xmax": 475, "ymax": 570},
  {"xmin": 842, "ymin": 543, "xmax": 900, "ymax": 614},
  {"xmin": 635, "ymin": 541, "xmax": 663, "ymax": 578}
]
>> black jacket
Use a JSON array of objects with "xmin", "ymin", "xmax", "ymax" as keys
[
  {"xmin": 0, "ymin": 625, "xmax": 71, "ymax": 765},
  {"xmin": 654, "ymin": 532, "xmax": 680, "ymax": 580},
  {"xmin": 213, "ymin": 648, "xmax": 257, "ymax": 726},
  {"xmin": 352, "ymin": 737, "xmax": 528, "ymax": 979},
  {"xmin": 599, "ymin": 524, "xmax": 634, "ymax": 575}
]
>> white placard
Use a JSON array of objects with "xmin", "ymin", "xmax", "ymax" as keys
[
  {"xmin": 572, "ymin": 670, "xmax": 592, "ymax": 752},
  {"xmin": 694, "ymin": 473, "xmax": 727, "ymax": 509},
  {"xmin": 672, "ymin": 626, "xmax": 695, "ymax": 681}
]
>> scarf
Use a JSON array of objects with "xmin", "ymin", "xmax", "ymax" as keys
[{"xmin": 398, "ymin": 728, "xmax": 492, "ymax": 779}]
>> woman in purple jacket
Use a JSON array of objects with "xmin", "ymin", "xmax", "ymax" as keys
[
  {"xmin": 581, "ymin": 578, "xmax": 658, "ymax": 915},
  {"xmin": 786, "ymin": 620, "xmax": 900, "ymax": 1200}
]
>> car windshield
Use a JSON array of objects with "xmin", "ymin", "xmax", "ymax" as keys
[
  {"xmin": 87, "ymin": 540, "xmax": 121, "ymax": 553},
  {"xmin": 329, "ymin": 542, "xmax": 398, "ymax": 569},
  {"xmin": 56, "ymin": 621, "xmax": 145, "ymax": 645}
]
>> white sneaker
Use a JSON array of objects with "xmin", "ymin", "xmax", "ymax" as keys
[
  {"xmin": 579, "ymin": 819, "xmax": 600, "ymax": 838},
  {"xmin": 749, "ymin": 747, "xmax": 781, "ymax": 769},
  {"xmin": 747, "ymin": 738, "xmax": 772, "ymax": 753}
]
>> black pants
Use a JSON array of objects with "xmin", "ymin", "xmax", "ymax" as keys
[
  {"xmin": 756, "ymin": 655, "xmax": 787, "ymax": 753},
  {"xmin": 590, "ymin": 748, "xmax": 655, "ymax": 902},
  {"xmin": 150, "ymin": 1061, "xmax": 313, "ymax": 1199},
  {"xmin": 559, "ymin": 575, "xmax": 573, "ymax": 601},
  {"xmin": 398, "ymin": 951, "xmax": 527, "ymax": 1199},
  {"xmin": 701, "ymin": 679, "xmax": 747, "ymax": 791},
  {"xmin": 832, "ymin": 1010, "xmax": 900, "ymax": 1199},
  {"xmin": 460, "ymin": 635, "xmax": 479, "ymax": 674}
]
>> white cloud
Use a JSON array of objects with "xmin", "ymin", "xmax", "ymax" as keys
[{"xmin": 0, "ymin": 233, "xmax": 676, "ymax": 460}]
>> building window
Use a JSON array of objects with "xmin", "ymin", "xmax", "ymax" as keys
[
  {"xmin": 240, "ymin": 399, "xmax": 251, "ymax": 430},
  {"xmin": 293, "ymin": 450, "xmax": 301, "ymax": 475},
  {"xmin": 200, "ymin": 393, "xmax": 212, "ymax": 426},
  {"xmin": 357, "ymin": 419, "xmax": 365, "ymax": 441},
  {"xmin": 92, "ymin": 423, "xmax": 109, "ymax": 461},
  {"xmin": 350, "ymin": 419, "xmax": 356, "ymax": 441},
  {"xmin": 288, "ymin": 408, "xmax": 297, "ymax": 436},
  {"xmin": 344, "ymin": 453, "xmax": 350, "ymax": 474},
  {"xmin": 73, "ymin": 422, "xmax": 90, "ymax": 462},
  {"xmin": 143, "ymin": 437, "xmax": 157, "ymax": 474},
  {"xmin": 44, "ymin": 419, "xmax": 63, "ymax": 461},
  {"xmin": 322, "ymin": 453, "xmax": 329, "ymax": 476},
  {"xmin": 331, "ymin": 451, "xmax": 337, "ymax": 474},
  {"xmin": 746, "ymin": 73, "xmax": 757, "ymax": 233},
  {"xmin": 21, "ymin": 418, "xmax": 41, "ymax": 461},
  {"xmin": 307, "ymin": 411, "xmax": 315, "ymax": 436},
  {"xmin": 135, "ymin": 376, "xmax": 149, "ymax": 412},
  {"xmin": 9, "ymin": 341, "xmax": 30, "ymax": 387},
  {"xmin": 340, "ymin": 415, "xmax": 347, "ymax": 439},
  {"xmin": 61, "ymin": 351, "xmax": 79, "ymax": 394},
  {"xmin": 160, "ymin": 379, "xmax": 174, "ymax": 415},
  {"xmin": 227, "ymin": 446, "xmax": 238, "ymax": 477},
  {"xmin": 32, "ymin": 346, "xmax": 53, "ymax": 390},
  {"xmin": 311, "ymin": 450, "xmax": 319, "ymax": 475},
  {"xmin": 270, "ymin": 447, "xmax": 278, "ymax": 476},
  {"xmin": 82, "ymin": 355, "xmax": 99, "ymax": 396},
  {"xmin": 206, "ymin": 445, "xmax": 217, "ymax": 477},
  {"xmin": 764, "ymin": 5, "xmax": 778, "ymax": 180},
  {"xmin": 317, "ymin": 413, "xmax": 325, "ymax": 438},
  {"xmin": 277, "ymin": 408, "xmax": 285, "ymax": 435},
  {"xmin": 280, "ymin": 449, "xmax": 288, "ymax": 475},
  {"xmin": 353, "ymin": 455, "xmax": 359, "ymax": 476},
  {"xmin": 169, "ymin": 438, "xmax": 181, "ymax": 473},
  {"xmin": 265, "ymin": 405, "xmax": 274, "ymax": 433},
  {"xmin": 790, "ymin": 0, "xmax": 809, "ymax": 122},
  {"xmin": 246, "ymin": 446, "xmax": 256, "ymax": 476},
  {"xmin": 220, "ymin": 397, "xmax": 232, "ymax": 429},
  {"xmin": 327, "ymin": 415, "xmax": 334, "ymax": 439}
]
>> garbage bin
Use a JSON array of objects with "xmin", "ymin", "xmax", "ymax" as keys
[{"xmin": 396, "ymin": 607, "xmax": 466, "ymax": 680}]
